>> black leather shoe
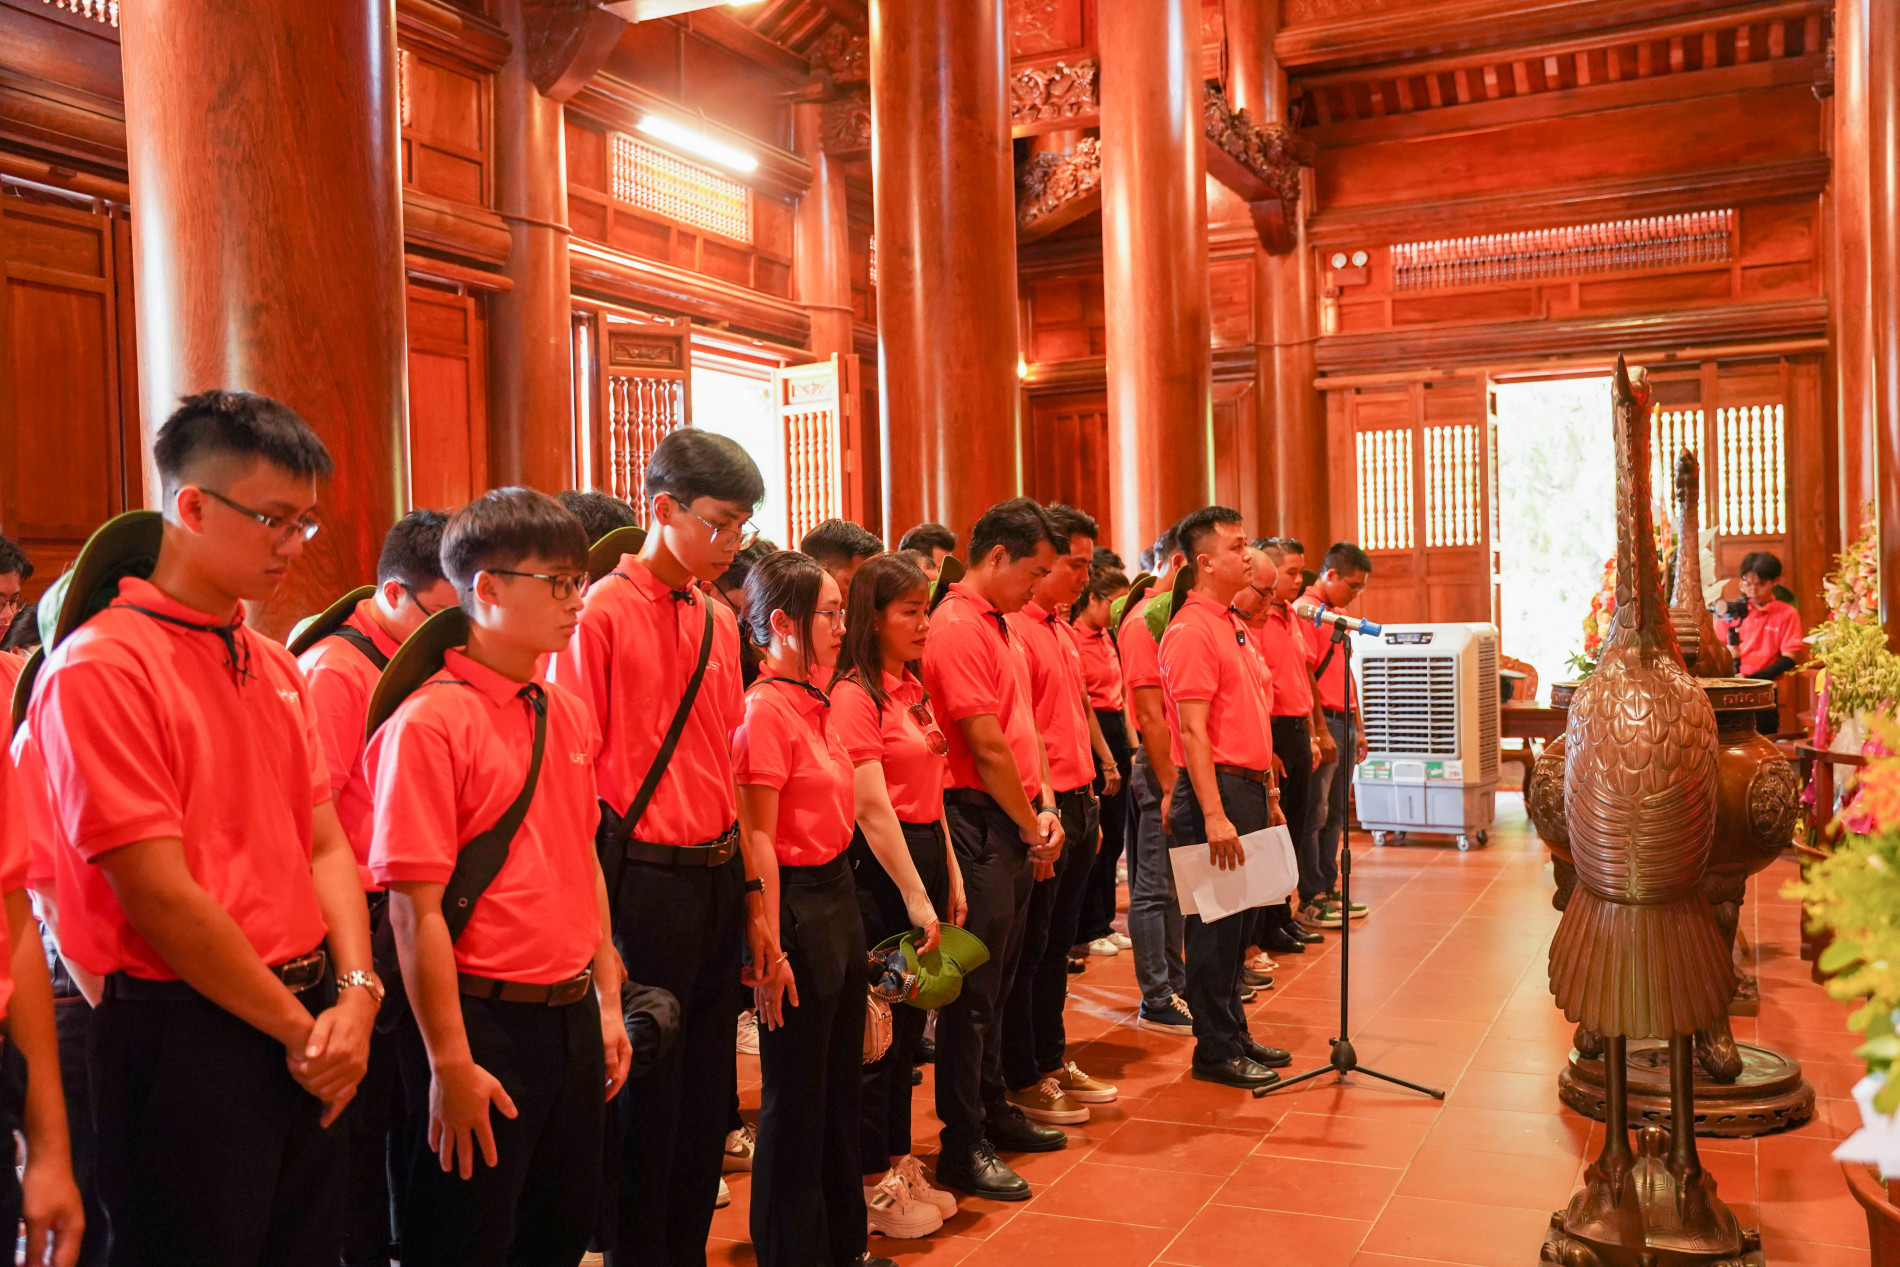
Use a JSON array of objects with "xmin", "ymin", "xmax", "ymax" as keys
[
  {"xmin": 987, "ymin": 1105, "xmax": 1068, "ymax": 1153},
  {"xmin": 857, "ymin": 1257, "xmax": 899, "ymax": 1267},
  {"xmin": 1238, "ymin": 984, "xmax": 1257, "ymax": 1004},
  {"xmin": 934, "ymin": 1140, "xmax": 1032, "ymax": 1201},
  {"xmin": 1191, "ymin": 1056, "xmax": 1281, "ymax": 1089},
  {"xmin": 1241, "ymin": 1037, "xmax": 1293, "ymax": 1068},
  {"xmin": 1262, "ymin": 928, "xmax": 1308, "ymax": 954},
  {"xmin": 1241, "ymin": 966, "xmax": 1274, "ymax": 988},
  {"xmin": 916, "ymin": 1034, "xmax": 936, "ymax": 1063},
  {"xmin": 1293, "ymin": 926, "xmax": 1325, "ymax": 944},
  {"xmin": 911, "ymin": 1064, "xmax": 924, "ymax": 1086}
]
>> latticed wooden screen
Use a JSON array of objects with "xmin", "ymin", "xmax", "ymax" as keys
[
  {"xmin": 590, "ymin": 318, "xmax": 692, "ymax": 519},
  {"xmin": 1714, "ymin": 404, "xmax": 1786, "ymax": 535},
  {"xmin": 777, "ymin": 360, "xmax": 853, "ymax": 547},
  {"xmin": 1423, "ymin": 423, "xmax": 1481, "ymax": 547},
  {"xmin": 1356, "ymin": 428, "xmax": 1414, "ymax": 550},
  {"xmin": 611, "ymin": 136, "xmax": 751, "ymax": 242},
  {"xmin": 1650, "ymin": 407, "xmax": 1704, "ymax": 495}
]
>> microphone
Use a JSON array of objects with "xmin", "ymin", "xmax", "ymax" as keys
[{"xmin": 1294, "ymin": 600, "xmax": 1382, "ymax": 638}]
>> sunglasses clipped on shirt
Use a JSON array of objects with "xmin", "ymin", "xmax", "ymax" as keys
[{"xmin": 908, "ymin": 700, "xmax": 950, "ymax": 756}]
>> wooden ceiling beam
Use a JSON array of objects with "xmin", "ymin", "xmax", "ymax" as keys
[{"xmin": 683, "ymin": 9, "xmax": 813, "ymax": 78}]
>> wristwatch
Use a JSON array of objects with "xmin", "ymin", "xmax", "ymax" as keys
[{"xmin": 338, "ymin": 970, "xmax": 385, "ymax": 1007}]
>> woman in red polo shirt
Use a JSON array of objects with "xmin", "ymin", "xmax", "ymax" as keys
[
  {"xmin": 832, "ymin": 553, "xmax": 965, "ymax": 1240},
  {"xmin": 733, "ymin": 551, "xmax": 889, "ymax": 1267}
]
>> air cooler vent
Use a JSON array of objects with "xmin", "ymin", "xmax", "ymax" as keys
[
  {"xmin": 1359, "ymin": 656, "xmax": 1459, "ymax": 756},
  {"xmin": 1477, "ymin": 633, "xmax": 1499, "ymax": 779}
]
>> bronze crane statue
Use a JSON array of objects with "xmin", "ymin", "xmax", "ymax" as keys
[
  {"xmin": 1542, "ymin": 358, "xmax": 1756, "ymax": 1266},
  {"xmin": 1669, "ymin": 449, "xmax": 1735, "ymax": 680}
]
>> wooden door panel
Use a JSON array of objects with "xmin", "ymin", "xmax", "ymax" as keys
[
  {"xmin": 405, "ymin": 286, "xmax": 487, "ymax": 511},
  {"xmin": 1025, "ymin": 390, "xmax": 1111, "ymax": 549},
  {"xmin": 776, "ymin": 354, "xmax": 859, "ymax": 547}
]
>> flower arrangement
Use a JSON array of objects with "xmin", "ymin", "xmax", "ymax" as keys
[
  {"xmin": 1826, "ymin": 511, "xmax": 1881, "ymax": 623},
  {"xmin": 1808, "ymin": 513, "xmax": 1896, "ymax": 740},
  {"xmin": 1567, "ymin": 557, "xmax": 1617, "ymax": 675}
]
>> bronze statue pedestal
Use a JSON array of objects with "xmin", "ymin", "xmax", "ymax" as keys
[{"xmin": 1559, "ymin": 1040, "xmax": 1815, "ymax": 1138}]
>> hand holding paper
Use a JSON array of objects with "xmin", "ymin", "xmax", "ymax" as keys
[{"xmin": 1168, "ymin": 825, "xmax": 1299, "ymax": 924}]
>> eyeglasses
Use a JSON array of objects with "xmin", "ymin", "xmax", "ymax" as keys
[
  {"xmin": 402, "ymin": 584, "xmax": 441, "ymax": 618},
  {"xmin": 487, "ymin": 569, "xmax": 590, "ymax": 601},
  {"xmin": 201, "ymin": 488, "xmax": 321, "ymax": 543},
  {"xmin": 908, "ymin": 701, "xmax": 950, "ymax": 756},
  {"xmin": 813, "ymin": 607, "xmax": 845, "ymax": 631},
  {"xmin": 0, "ymin": 593, "xmax": 23, "ymax": 618},
  {"xmin": 668, "ymin": 495, "xmax": 759, "ymax": 551}
]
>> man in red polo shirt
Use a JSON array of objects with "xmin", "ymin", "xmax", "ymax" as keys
[
  {"xmin": 1002, "ymin": 505, "xmax": 1119, "ymax": 1128},
  {"xmin": 1716, "ymin": 550, "xmax": 1807, "ymax": 736},
  {"xmin": 32, "ymin": 391, "xmax": 378, "ymax": 1266},
  {"xmin": 1158, "ymin": 507, "xmax": 1291, "ymax": 1090},
  {"xmin": 1298, "ymin": 542, "xmax": 1374, "ymax": 930},
  {"xmin": 1069, "ymin": 567, "xmax": 1132, "ymax": 957},
  {"xmin": 548, "ymin": 429, "xmax": 784, "ymax": 1267},
  {"xmin": 370, "ymin": 489, "xmax": 628, "ymax": 1266},
  {"xmin": 922, "ymin": 498, "xmax": 1065, "ymax": 1201},
  {"xmin": 297, "ymin": 507, "xmax": 457, "ymax": 1266}
]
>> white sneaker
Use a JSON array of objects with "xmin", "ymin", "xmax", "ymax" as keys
[
  {"xmin": 1108, "ymin": 932, "xmax": 1133, "ymax": 951},
  {"xmin": 1087, "ymin": 937, "xmax": 1120, "ymax": 957},
  {"xmin": 723, "ymin": 1122, "xmax": 755, "ymax": 1172},
  {"xmin": 865, "ymin": 1170, "xmax": 943, "ymax": 1239},
  {"xmin": 716, "ymin": 1176, "xmax": 731, "ymax": 1208},
  {"xmin": 737, "ymin": 1010, "xmax": 759, "ymax": 1056},
  {"xmin": 1246, "ymin": 952, "xmax": 1277, "ymax": 973},
  {"xmin": 894, "ymin": 1154, "xmax": 959, "ymax": 1219}
]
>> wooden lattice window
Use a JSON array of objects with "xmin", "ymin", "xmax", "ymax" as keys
[
  {"xmin": 611, "ymin": 136, "xmax": 751, "ymax": 243},
  {"xmin": 41, "ymin": 0, "xmax": 116, "ymax": 24},
  {"xmin": 581, "ymin": 315, "xmax": 693, "ymax": 519},
  {"xmin": 1356, "ymin": 428, "xmax": 1414, "ymax": 551},
  {"xmin": 1391, "ymin": 210, "xmax": 1732, "ymax": 291},
  {"xmin": 398, "ymin": 50, "xmax": 413, "ymax": 129},
  {"xmin": 1649, "ymin": 408, "xmax": 1704, "ymax": 497},
  {"xmin": 777, "ymin": 359, "xmax": 856, "ymax": 547},
  {"xmin": 1715, "ymin": 404, "xmax": 1786, "ymax": 535},
  {"xmin": 1423, "ymin": 423, "xmax": 1480, "ymax": 547}
]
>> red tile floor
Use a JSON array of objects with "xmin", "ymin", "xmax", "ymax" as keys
[{"xmin": 714, "ymin": 794, "xmax": 1871, "ymax": 1266}]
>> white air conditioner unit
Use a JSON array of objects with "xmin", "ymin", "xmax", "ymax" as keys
[{"xmin": 1350, "ymin": 622, "xmax": 1500, "ymax": 851}]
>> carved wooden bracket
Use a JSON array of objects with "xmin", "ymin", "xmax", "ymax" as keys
[
  {"xmin": 808, "ymin": 25, "xmax": 868, "ymax": 87},
  {"xmin": 1203, "ymin": 83, "xmax": 1314, "ymax": 253},
  {"xmin": 1016, "ymin": 136, "xmax": 1101, "ymax": 241},
  {"xmin": 525, "ymin": 0, "xmax": 626, "ymax": 103},
  {"xmin": 821, "ymin": 91, "xmax": 871, "ymax": 160},
  {"xmin": 1011, "ymin": 60, "xmax": 1099, "ymax": 128}
]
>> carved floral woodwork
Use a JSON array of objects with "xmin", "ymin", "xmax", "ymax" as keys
[
  {"xmin": 808, "ymin": 24, "xmax": 868, "ymax": 85},
  {"xmin": 1009, "ymin": 0, "xmax": 1084, "ymax": 58},
  {"xmin": 1203, "ymin": 82, "xmax": 1311, "ymax": 206},
  {"xmin": 1015, "ymin": 136, "xmax": 1100, "ymax": 234},
  {"xmin": 1010, "ymin": 60, "xmax": 1099, "ymax": 127},
  {"xmin": 821, "ymin": 91, "xmax": 871, "ymax": 159}
]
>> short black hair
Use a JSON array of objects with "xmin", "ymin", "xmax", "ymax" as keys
[
  {"xmin": 1136, "ymin": 546, "xmax": 1157, "ymax": 574},
  {"xmin": 441, "ymin": 487, "xmax": 589, "ymax": 607},
  {"xmin": 1322, "ymin": 542, "xmax": 1373, "ymax": 576},
  {"xmin": 0, "ymin": 533, "xmax": 32, "ymax": 582},
  {"xmin": 153, "ymin": 390, "xmax": 335, "ymax": 490},
  {"xmin": 1255, "ymin": 535, "xmax": 1306, "ymax": 563},
  {"xmin": 894, "ymin": 548, "xmax": 932, "ymax": 571},
  {"xmin": 898, "ymin": 523, "xmax": 956, "ymax": 555},
  {"xmin": 2, "ymin": 608, "xmax": 36, "ymax": 654},
  {"xmin": 644, "ymin": 428, "xmax": 765, "ymax": 510},
  {"xmin": 1086, "ymin": 568, "xmax": 1129, "ymax": 605},
  {"xmin": 377, "ymin": 509, "xmax": 450, "ymax": 590},
  {"xmin": 968, "ymin": 497, "xmax": 1061, "ymax": 563},
  {"xmin": 1176, "ymin": 506, "xmax": 1244, "ymax": 561},
  {"xmin": 1044, "ymin": 503, "xmax": 1099, "ymax": 545},
  {"xmin": 717, "ymin": 539, "xmax": 776, "ymax": 593},
  {"xmin": 557, "ymin": 490, "xmax": 639, "ymax": 543},
  {"xmin": 1739, "ymin": 550, "xmax": 1783, "ymax": 582},
  {"xmin": 1092, "ymin": 546, "xmax": 1123, "ymax": 572},
  {"xmin": 1156, "ymin": 523, "xmax": 1182, "ymax": 563},
  {"xmin": 799, "ymin": 518, "xmax": 884, "ymax": 567}
]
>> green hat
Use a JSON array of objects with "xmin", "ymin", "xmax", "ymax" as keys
[
  {"xmin": 1142, "ymin": 585, "xmax": 1178, "ymax": 644},
  {"xmin": 587, "ymin": 526, "xmax": 647, "ymax": 584},
  {"xmin": 39, "ymin": 510, "xmax": 164, "ymax": 654},
  {"xmin": 10, "ymin": 647, "xmax": 43, "ymax": 736},
  {"xmin": 871, "ymin": 924, "xmax": 989, "ymax": 1011},
  {"xmin": 287, "ymin": 585, "xmax": 376, "ymax": 658},
  {"xmin": 927, "ymin": 555, "xmax": 966, "ymax": 614},
  {"xmin": 1113, "ymin": 573, "xmax": 1156, "ymax": 633},
  {"xmin": 364, "ymin": 606, "xmax": 471, "ymax": 739}
]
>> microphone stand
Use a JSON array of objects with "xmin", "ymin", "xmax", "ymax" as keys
[{"xmin": 1256, "ymin": 631, "xmax": 1444, "ymax": 1102}]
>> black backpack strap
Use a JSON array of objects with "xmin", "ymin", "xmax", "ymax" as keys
[
  {"xmin": 602, "ymin": 595, "xmax": 717, "ymax": 900},
  {"xmin": 441, "ymin": 682, "xmax": 548, "ymax": 942},
  {"xmin": 332, "ymin": 625, "xmax": 390, "ymax": 672}
]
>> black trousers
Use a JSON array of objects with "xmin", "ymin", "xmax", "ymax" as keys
[
  {"xmin": 1272, "ymin": 715, "xmax": 1320, "ymax": 906},
  {"xmin": 1168, "ymin": 773, "xmax": 1271, "ymax": 1065},
  {"xmin": 602, "ymin": 829, "xmax": 746, "ymax": 1267},
  {"xmin": 853, "ymin": 820, "xmax": 950, "ymax": 1172},
  {"xmin": 752, "ymin": 856, "xmax": 866, "ymax": 1267},
  {"xmin": 396, "ymin": 993, "xmax": 605, "ymax": 1267},
  {"xmin": 52, "ymin": 996, "xmax": 107, "ymax": 1267},
  {"xmin": 1079, "ymin": 710, "xmax": 1133, "ymax": 942},
  {"xmin": 344, "ymin": 895, "xmax": 406, "ymax": 1267},
  {"xmin": 935, "ymin": 798, "xmax": 1035, "ymax": 1156},
  {"xmin": 0, "ymin": 1039, "xmax": 26, "ymax": 1260},
  {"xmin": 88, "ymin": 976, "xmax": 345, "ymax": 1267},
  {"xmin": 1003, "ymin": 789, "xmax": 1098, "ymax": 1090}
]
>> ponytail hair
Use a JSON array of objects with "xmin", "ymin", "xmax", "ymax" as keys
[{"xmin": 741, "ymin": 550, "xmax": 826, "ymax": 676}]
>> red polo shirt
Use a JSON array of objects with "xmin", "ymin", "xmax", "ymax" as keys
[
  {"xmin": 1297, "ymin": 585, "xmax": 1353, "ymax": 713},
  {"xmin": 0, "ymin": 737, "xmax": 31, "ymax": 1017},
  {"xmin": 1068, "ymin": 622, "xmax": 1124, "ymax": 713},
  {"xmin": 1118, "ymin": 595, "xmax": 1161, "ymax": 698},
  {"xmin": 0, "ymin": 650, "xmax": 22, "ymax": 703},
  {"xmin": 299, "ymin": 600, "xmax": 401, "ymax": 890},
  {"xmin": 923, "ymin": 583, "xmax": 1043, "ymax": 804},
  {"xmin": 367, "ymin": 651, "xmax": 602, "ymax": 984},
  {"xmin": 1008, "ymin": 602, "xmax": 1093, "ymax": 793},
  {"xmin": 1258, "ymin": 604, "xmax": 1315, "ymax": 719},
  {"xmin": 1159, "ymin": 590, "xmax": 1275, "ymax": 772},
  {"xmin": 550, "ymin": 555, "xmax": 745, "ymax": 847},
  {"xmin": 1718, "ymin": 598, "xmax": 1807, "ymax": 677},
  {"xmin": 733, "ymin": 677, "xmax": 854, "ymax": 867},
  {"xmin": 831, "ymin": 670, "xmax": 948, "ymax": 825},
  {"xmin": 32, "ymin": 577, "xmax": 332, "ymax": 981}
]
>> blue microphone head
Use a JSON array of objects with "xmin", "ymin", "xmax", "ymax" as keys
[{"xmin": 1359, "ymin": 617, "xmax": 1383, "ymax": 637}]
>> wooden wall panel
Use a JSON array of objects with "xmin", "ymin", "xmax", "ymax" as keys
[
  {"xmin": 1023, "ymin": 389, "xmax": 1112, "ymax": 547},
  {"xmin": 405, "ymin": 284, "xmax": 488, "ymax": 511},
  {"xmin": 401, "ymin": 52, "xmax": 489, "ymax": 206}
]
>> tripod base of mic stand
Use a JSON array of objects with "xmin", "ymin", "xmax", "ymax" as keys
[{"xmin": 1252, "ymin": 1036, "xmax": 1447, "ymax": 1100}]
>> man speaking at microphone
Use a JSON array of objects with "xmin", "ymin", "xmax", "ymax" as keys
[
  {"xmin": 1297, "ymin": 544, "xmax": 1374, "ymax": 931},
  {"xmin": 1158, "ymin": 510, "xmax": 1291, "ymax": 1090}
]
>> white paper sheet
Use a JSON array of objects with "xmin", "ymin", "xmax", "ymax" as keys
[{"xmin": 1167, "ymin": 825, "xmax": 1299, "ymax": 924}]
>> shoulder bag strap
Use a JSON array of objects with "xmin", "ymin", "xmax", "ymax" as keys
[
  {"xmin": 441, "ymin": 683, "xmax": 548, "ymax": 942},
  {"xmin": 333, "ymin": 625, "xmax": 390, "ymax": 672}
]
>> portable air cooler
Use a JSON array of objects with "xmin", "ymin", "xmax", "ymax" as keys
[{"xmin": 1349, "ymin": 622, "xmax": 1501, "ymax": 851}]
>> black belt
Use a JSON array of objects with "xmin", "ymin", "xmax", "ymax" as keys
[
  {"xmin": 1214, "ymin": 764, "xmax": 1273, "ymax": 784},
  {"xmin": 943, "ymin": 788, "xmax": 1000, "ymax": 811},
  {"xmin": 1055, "ymin": 785, "xmax": 1097, "ymax": 806},
  {"xmin": 778, "ymin": 853, "xmax": 850, "ymax": 886},
  {"xmin": 624, "ymin": 823, "xmax": 740, "ymax": 868},
  {"xmin": 458, "ymin": 967, "xmax": 594, "ymax": 1007},
  {"xmin": 1321, "ymin": 707, "xmax": 1350, "ymax": 720},
  {"xmin": 104, "ymin": 947, "xmax": 329, "ymax": 1004}
]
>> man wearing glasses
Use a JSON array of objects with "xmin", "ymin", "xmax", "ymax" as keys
[
  {"xmin": 0, "ymin": 533, "xmax": 34, "ymax": 664},
  {"xmin": 549, "ymin": 429, "xmax": 783, "ymax": 1267},
  {"xmin": 296, "ymin": 508, "xmax": 458, "ymax": 1267}
]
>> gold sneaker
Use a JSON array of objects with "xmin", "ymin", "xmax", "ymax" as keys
[
  {"xmin": 1006, "ymin": 1075, "xmax": 1090, "ymax": 1124},
  {"xmin": 1054, "ymin": 1061, "xmax": 1118, "ymax": 1104}
]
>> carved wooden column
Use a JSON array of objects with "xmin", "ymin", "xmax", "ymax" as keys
[
  {"xmin": 793, "ymin": 103, "xmax": 855, "ymax": 359},
  {"xmin": 1833, "ymin": 0, "xmax": 1875, "ymax": 543},
  {"xmin": 869, "ymin": 0, "xmax": 1020, "ymax": 537},
  {"xmin": 489, "ymin": 0, "xmax": 576, "ymax": 492},
  {"xmin": 120, "ymin": 0, "xmax": 406, "ymax": 635},
  {"xmin": 1872, "ymin": 0, "xmax": 1900, "ymax": 641},
  {"xmin": 1100, "ymin": 0, "xmax": 1213, "ymax": 563}
]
